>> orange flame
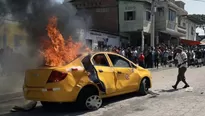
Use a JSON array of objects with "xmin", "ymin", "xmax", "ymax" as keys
[{"xmin": 40, "ymin": 16, "xmax": 91, "ymax": 67}]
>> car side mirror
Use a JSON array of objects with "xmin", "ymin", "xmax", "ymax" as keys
[{"xmin": 130, "ymin": 62, "xmax": 137, "ymax": 69}]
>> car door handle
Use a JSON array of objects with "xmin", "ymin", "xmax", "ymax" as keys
[
  {"xmin": 99, "ymin": 69, "xmax": 103, "ymax": 73},
  {"xmin": 117, "ymin": 71, "xmax": 122, "ymax": 74}
]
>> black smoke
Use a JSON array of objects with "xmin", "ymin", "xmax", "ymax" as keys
[
  {"xmin": 0, "ymin": 0, "xmax": 91, "ymax": 93},
  {"xmin": 6, "ymin": 0, "xmax": 91, "ymax": 54}
]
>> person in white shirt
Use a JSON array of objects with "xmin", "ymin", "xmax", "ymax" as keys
[
  {"xmin": 133, "ymin": 48, "xmax": 138, "ymax": 63},
  {"xmin": 172, "ymin": 46, "xmax": 190, "ymax": 90},
  {"xmin": 121, "ymin": 49, "xmax": 125, "ymax": 57}
]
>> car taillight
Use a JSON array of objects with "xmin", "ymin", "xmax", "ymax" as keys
[{"xmin": 47, "ymin": 71, "xmax": 67, "ymax": 83}]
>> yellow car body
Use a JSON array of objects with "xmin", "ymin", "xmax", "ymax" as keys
[{"xmin": 23, "ymin": 52, "xmax": 152, "ymax": 110}]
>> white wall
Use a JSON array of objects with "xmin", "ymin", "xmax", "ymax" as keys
[
  {"xmin": 186, "ymin": 19, "xmax": 196, "ymax": 41},
  {"xmin": 85, "ymin": 31, "xmax": 120, "ymax": 50}
]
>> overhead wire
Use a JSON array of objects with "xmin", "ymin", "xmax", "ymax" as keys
[{"xmin": 191, "ymin": 0, "xmax": 205, "ymax": 2}]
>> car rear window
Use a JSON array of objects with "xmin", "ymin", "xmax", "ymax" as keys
[
  {"xmin": 81, "ymin": 54, "xmax": 92, "ymax": 71},
  {"xmin": 43, "ymin": 54, "xmax": 83, "ymax": 67}
]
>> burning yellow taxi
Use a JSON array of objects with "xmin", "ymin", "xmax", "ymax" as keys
[{"xmin": 23, "ymin": 52, "xmax": 152, "ymax": 110}]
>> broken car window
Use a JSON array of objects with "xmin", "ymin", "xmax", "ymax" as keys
[
  {"xmin": 93, "ymin": 54, "xmax": 109, "ymax": 66},
  {"xmin": 108, "ymin": 54, "xmax": 131, "ymax": 68}
]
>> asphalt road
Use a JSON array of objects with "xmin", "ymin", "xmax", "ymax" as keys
[
  {"xmin": 0, "ymin": 73, "xmax": 24, "ymax": 95},
  {"xmin": 1, "ymin": 66, "xmax": 205, "ymax": 116}
]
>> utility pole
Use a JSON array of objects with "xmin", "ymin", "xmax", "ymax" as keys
[{"xmin": 151, "ymin": 0, "xmax": 157, "ymax": 47}]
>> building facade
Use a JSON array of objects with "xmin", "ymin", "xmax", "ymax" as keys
[
  {"xmin": 185, "ymin": 19, "xmax": 197, "ymax": 41},
  {"xmin": 68, "ymin": 0, "xmax": 198, "ymax": 48},
  {"xmin": 118, "ymin": 0, "xmax": 152, "ymax": 47},
  {"xmin": 69, "ymin": 0, "xmax": 119, "ymax": 34},
  {"xmin": 155, "ymin": 0, "xmax": 188, "ymax": 46},
  {"xmin": 0, "ymin": 14, "xmax": 28, "ymax": 49},
  {"xmin": 175, "ymin": 1, "xmax": 197, "ymax": 43},
  {"xmin": 68, "ymin": 0, "xmax": 130, "ymax": 47}
]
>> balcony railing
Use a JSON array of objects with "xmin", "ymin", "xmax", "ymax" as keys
[{"xmin": 178, "ymin": 25, "xmax": 186, "ymax": 30}]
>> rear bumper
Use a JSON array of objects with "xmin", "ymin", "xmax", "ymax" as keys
[{"xmin": 23, "ymin": 85, "xmax": 81, "ymax": 102}]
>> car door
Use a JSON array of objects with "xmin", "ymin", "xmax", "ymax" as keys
[
  {"xmin": 107, "ymin": 53, "xmax": 140, "ymax": 91},
  {"xmin": 91, "ymin": 53, "xmax": 117, "ymax": 94}
]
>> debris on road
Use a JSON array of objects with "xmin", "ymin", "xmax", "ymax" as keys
[
  {"xmin": 148, "ymin": 95, "xmax": 158, "ymax": 98},
  {"xmin": 10, "ymin": 100, "xmax": 37, "ymax": 112},
  {"xmin": 185, "ymin": 87, "xmax": 193, "ymax": 92},
  {"xmin": 147, "ymin": 90, "xmax": 160, "ymax": 96}
]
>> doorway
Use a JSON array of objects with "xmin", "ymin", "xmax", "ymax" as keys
[{"xmin": 86, "ymin": 39, "xmax": 92, "ymax": 49}]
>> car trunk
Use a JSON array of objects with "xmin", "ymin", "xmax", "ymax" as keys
[
  {"xmin": 25, "ymin": 68, "xmax": 55, "ymax": 87},
  {"xmin": 24, "ymin": 55, "xmax": 87, "ymax": 88}
]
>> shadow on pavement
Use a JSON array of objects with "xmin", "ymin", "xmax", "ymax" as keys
[
  {"xmin": 3, "ymin": 104, "xmax": 92, "ymax": 116},
  {"xmin": 148, "ymin": 95, "xmax": 158, "ymax": 98},
  {"xmin": 1, "ymin": 92, "xmax": 142, "ymax": 116},
  {"xmin": 103, "ymin": 92, "xmax": 141, "ymax": 106},
  {"xmin": 159, "ymin": 88, "xmax": 183, "ymax": 93}
]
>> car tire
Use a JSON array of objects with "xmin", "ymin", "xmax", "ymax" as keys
[
  {"xmin": 41, "ymin": 102, "xmax": 62, "ymax": 110},
  {"xmin": 139, "ymin": 78, "xmax": 149, "ymax": 95},
  {"xmin": 77, "ymin": 87, "xmax": 102, "ymax": 110}
]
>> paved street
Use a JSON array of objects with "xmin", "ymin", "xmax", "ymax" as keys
[
  {"xmin": 1, "ymin": 66, "xmax": 205, "ymax": 116},
  {"xmin": 0, "ymin": 73, "xmax": 24, "ymax": 95}
]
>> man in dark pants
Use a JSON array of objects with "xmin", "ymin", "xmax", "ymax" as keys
[{"xmin": 172, "ymin": 46, "xmax": 190, "ymax": 90}]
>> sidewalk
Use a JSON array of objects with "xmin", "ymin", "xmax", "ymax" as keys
[
  {"xmin": 148, "ymin": 65, "xmax": 176, "ymax": 72},
  {"xmin": 0, "ymin": 73, "xmax": 24, "ymax": 102},
  {"xmin": 0, "ymin": 92, "xmax": 23, "ymax": 103}
]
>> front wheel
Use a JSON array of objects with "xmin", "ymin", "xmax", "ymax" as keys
[{"xmin": 139, "ymin": 78, "xmax": 149, "ymax": 95}]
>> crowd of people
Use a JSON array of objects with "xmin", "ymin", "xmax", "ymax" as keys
[
  {"xmin": 94, "ymin": 44, "xmax": 205, "ymax": 69},
  {"xmin": 0, "ymin": 44, "xmax": 205, "ymax": 76}
]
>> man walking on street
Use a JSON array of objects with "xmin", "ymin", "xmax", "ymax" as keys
[{"xmin": 172, "ymin": 46, "xmax": 190, "ymax": 90}]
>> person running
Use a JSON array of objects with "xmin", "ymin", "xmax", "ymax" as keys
[{"xmin": 172, "ymin": 46, "xmax": 190, "ymax": 90}]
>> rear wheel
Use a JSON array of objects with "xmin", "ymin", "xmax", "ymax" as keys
[
  {"xmin": 41, "ymin": 102, "xmax": 62, "ymax": 110},
  {"xmin": 139, "ymin": 78, "xmax": 149, "ymax": 95},
  {"xmin": 77, "ymin": 87, "xmax": 102, "ymax": 110}
]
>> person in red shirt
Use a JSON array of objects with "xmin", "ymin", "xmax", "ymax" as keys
[
  {"xmin": 115, "ymin": 49, "xmax": 120, "ymax": 54},
  {"xmin": 138, "ymin": 53, "xmax": 145, "ymax": 68}
]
